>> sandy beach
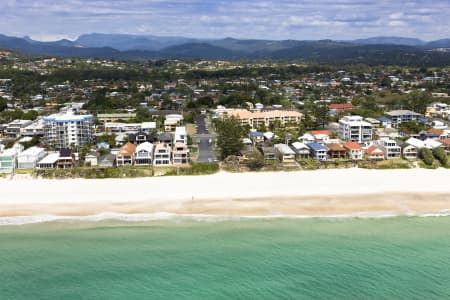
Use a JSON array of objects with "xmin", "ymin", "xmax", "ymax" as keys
[{"xmin": 0, "ymin": 169, "xmax": 449, "ymax": 218}]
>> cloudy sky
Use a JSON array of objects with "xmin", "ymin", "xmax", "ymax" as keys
[{"xmin": 1, "ymin": 0, "xmax": 449, "ymax": 41}]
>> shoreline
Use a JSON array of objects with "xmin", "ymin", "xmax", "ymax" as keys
[{"xmin": 0, "ymin": 169, "xmax": 449, "ymax": 220}]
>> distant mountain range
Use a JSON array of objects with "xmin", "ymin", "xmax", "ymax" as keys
[{"xmin": 1, "ymin": 33, "xmax": 450, "ymax": 66}]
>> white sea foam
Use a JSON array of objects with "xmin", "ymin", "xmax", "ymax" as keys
[{"xmin": 1, "ymin": 211, "xmax": 450, "ymax": 226}]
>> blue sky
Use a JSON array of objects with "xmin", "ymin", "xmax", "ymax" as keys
[{"xmin": 1, "ymin": 0, "xmax": 449, "ymax": 41}]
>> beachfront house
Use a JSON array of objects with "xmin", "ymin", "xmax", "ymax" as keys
[
  {"xmin": 274, "ymin": 144, "xmax": 296, "ymax": 163},
  {"xmin": 98, "ymin": 154, "xmax": 116, "ymax": 167},
  {"xmin": 56, "ymin": 149, "xmax": 75, "ymax": 169},
  {"xmin": 261, "ymin": 146, "xmax": 277, "ymax": 162},
  {"xmin": 37, "ymin": 152, "xmax": 60, "ymax": 169},
  {"xmin": 343, "ymin": 142, "xmax": 363, "ymax": 160},
  {"xmin": 17, "ymin": 146, "xmax": 46, "ymax": 169},
  {"xmin": 291, "ymin": 142, "xmax": 310, "ymax": 159},
  {"xmin": 307, "ymin": 142, "xmax": 328, "ymax": 161},
  {"xmin": 326, "ymin": 143, "xmax": 347, "ymax": 159},
  {"xmin": 0, "ymin": 144, "xmax": 24, "ymax": 173},
  {"xmin": 84, "ymin": 151, "xmax": 100, "ymax": 167},
  {"xmin": 376, "ymin": 138, "xmax": 401, "ymax": 159},
  {"xmin": 116, "ymin": 142, "xmax": 137, "ymax": 166},
  {"xmin": 364, "ymin": 145, "xmax": 385, "ymax": 160},
  {"xmin": 172, "ymin": 142, "xmax": 189, "ymax": 165},
  {"xmin": 153, "ymin": 143, "xmax": 172, "ymax": 166},
  {"xmin": 134, "ymin": 142, "xmax": 154, "ymax": 166}
]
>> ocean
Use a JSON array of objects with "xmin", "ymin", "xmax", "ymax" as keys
[{"xmin": 1, "ymin": 216, "xmax": 450, "ymax": 299}]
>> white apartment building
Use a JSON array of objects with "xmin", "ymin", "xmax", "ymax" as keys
[
  {"xmin": 43, "ymin": 112, "xmax": 94, "ymax": 149},
  {"xmin": 174, "ymin": 126, "xmax": 187, "ymax": 144},
  {"xmin": 376, "ymin": 138, "xmax": 401, "ymax": 159},
  {"xmin": 339, "ymin": 115, "xmax": 373, "ymax": 144},
  {"xmin": 17, "ymin": 146, "xmax": 46, "ymax": 169}
]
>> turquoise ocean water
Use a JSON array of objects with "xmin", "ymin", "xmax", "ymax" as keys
[{"xmin": 1, "ymin": 216, "xmax": 450, "ymax": 299}]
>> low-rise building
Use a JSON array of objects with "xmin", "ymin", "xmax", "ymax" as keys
[
  {"xmin": 85, "ymin": 151, "xmax": 100, "ymax": 167},
  {"xmin": 365, "ymin": 145, "xmax": 385, "ymax": 160},
  {"xmin": 326, "ymin": 143, "xmax": 347, "ymax": 159},
  {"xmin": 153, "ymin": 143, "xmax": 172, "ymax": 166},
  {"xmin": 116, "ymin": 142, "xmax": 137, "ymax": 166},
  {"xmin": 5, "ymin": 120, "xmax": 33, "ymax": 138},
  {"xmin": 307, "ymin": 142, "xmax": 328, "ymax": 161},
  {"xmin": 274, "ymin": 144, "xmax": 296, "ymax": 163},
  {"xmin": 291, "ymin": 142, "xmax": 310, "ymax": 159},
  {"xmin": 385, "ymin": 110, "xmax": 423, "ymax": 128},
  {"xmin": 172, "ymin": 142, "xmax": 189, "ymax": 165},
  {"xmin": 343, "ymin": 142, "xmax": 363, "ymax": 160},
  {"xmin": 37, "ymin": 152, "xmax": 60, "ymax": 169},
  {"xmin": 134, "ymin": 142, "xmax": 154, "ymax": 166},
  {"xmin": 17, "ymin": 146, "xmax": 46, "ymax": 169},
  {"xmin": 219, "ymin": 109, "xmax": 303, "ymax": 129},
  {"xmin": 0, "ymin": 144, "xmax": 24, "ymax": 173},
  {"xmin": 174, "ymin": 126, "xmax": 188, "ymax": 144}
]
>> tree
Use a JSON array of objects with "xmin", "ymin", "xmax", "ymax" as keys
[
  {"xmin": 23, "ymin": 110, "xmax": 38, "ymax": 120},
  {"xmin": 0, "ymin": 97, "xmax": 7, "ymax": 112},
  {"xmin": 419, "ymin": 148, "xmax": 434, "ymax": 166},
  {"xmin": 432, "ymin": 147, "xmax": 448, "ymax": 166},
  {"xmin": 313, "ymin": 103, "xmax": 329, "ymax": 129},
  {"xmin": 215, "ymin": 117, "xmax": 245, "ymax": 160}
]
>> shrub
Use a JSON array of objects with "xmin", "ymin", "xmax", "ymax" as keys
[
  {"xmin": 432, "ymin": 147, "xmax": 448, "ymax": 166},
  {"xmin": 419, "ymin": 148, "xmax": 434, "ymax": 166}
]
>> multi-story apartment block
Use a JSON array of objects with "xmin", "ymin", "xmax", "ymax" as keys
[
  {"xmin": 172, "ymin": 142, "xmax": 189, "ymax": 165},
  {"xmin": 153, "ymin": 143, "xmax": 172, "ymax": 166},
  {"xmin": 44, "ymin": 113, "xmax": 94, "ymax": 149},
  {"xmin": 385, "ymin": 110, "xmax": 423, "ymax": 128},
  {"xmin": 376, "ymin": 138, "xmax": 401, "ymax": 159},
  {"xmin": 338, "ymin": 115, "xmax": 373, "ymax": 144},
  {"xmin": 43, "ymin": 112, "xmax": 94, "ymax": 149},
  {"xmin": 217, "ymin": 109, "xmax": 303, "ymax": 129}
]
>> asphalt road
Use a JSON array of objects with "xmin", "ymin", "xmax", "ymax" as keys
[{"xmin": 195, "ymin": 115, "xmax": 215, "ymax": 163}]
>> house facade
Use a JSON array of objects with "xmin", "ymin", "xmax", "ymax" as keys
[
  {"xmin": 307, "ymin": 142, "xmax": 328, "ymax": 161},
  {"xmin": 376, "ymin": 138, "xmax": 401, "ymax": 159},
  {"xmin": 17, "ymin": 146, "xmax": 46, "ymax": 169},
  {"xmin": 172, "ymin": 142, "xmax": 189, "ymax": 165},
  {"xmin": 116, "ymin": 142, "xmax": 137, "ymax": 166},
  {"xmin": 153, "ymin": 143, "xmax": 172, "ymax": 166},
  {"xmin": 385, "ymin": 110, "xmax": 422, "ymax": 128},
  {"xmin": 274, "ymin": 144, "xmax": 296, "ymax": 163},
  {"xmin": 134, "ymin": 142, "xmax": 154, "ymax": 166},
  {"xmin": 343, "ymin": 141, "xmax": 363, "ymax": 160}
]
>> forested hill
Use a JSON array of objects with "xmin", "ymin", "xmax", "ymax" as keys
[{"xmin": 1, "ymin": 34, "xmax": 450, "ymax": 66}]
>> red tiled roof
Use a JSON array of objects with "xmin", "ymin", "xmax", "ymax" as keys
[
  {"xmin": 118, "ymin": 142, "xmax": 136, "ymax": 156},
  {"xmin": 326, "ymin": 143, "xmax": 346, "ymax": 151},
  {"xmin": 427, "ymin": 128, "xmax": 444, "ymax": 136},
  {"xmin": 311, "ymin": 130, "xmax": 330, "ymax": 136},
  {"xmin": 440, "ymin": 139, "xmax": 450, "ymax": 146},
  {"xmin": 365, "ymin": 145, "xmax": 384, "ymax": 155},
  {"xmin": 343, "ymin": 141, "xmax": 362, "ymax": 150},
  {"xmin": 328, "ymin": 103, "xmax": 353, "ymax": 110}
]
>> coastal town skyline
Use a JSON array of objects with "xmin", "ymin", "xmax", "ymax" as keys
[{"xmin": 1, "ymin": 0, "xmax": 449, "ymax": 41}]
